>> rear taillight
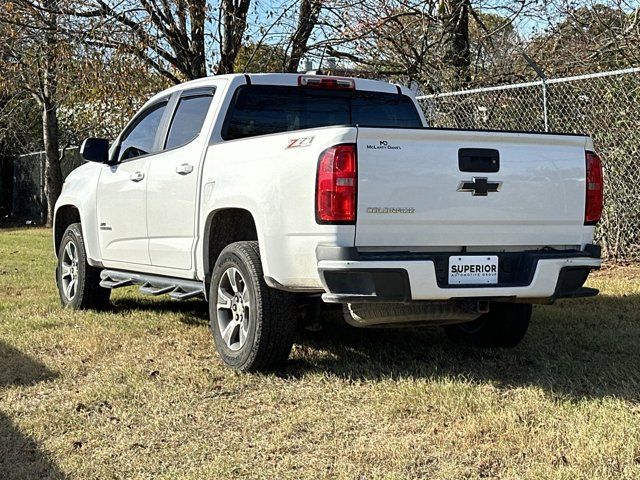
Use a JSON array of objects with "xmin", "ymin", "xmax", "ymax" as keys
[
  {"xmin": 316, "ymin": 144, "xmax": 357, "ymax": 224},
  {"xmin": 585, "ymin": 151, "xmax": 603, "ymax": 224}
]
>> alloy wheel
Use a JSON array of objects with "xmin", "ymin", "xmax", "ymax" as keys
[
  {"xmin": 60, "ymin": 240, "xmax": 79, "ymax": 300},
  {"xmin": 216, "ymin": 267, "xmax": 251, "ymax": 351}
]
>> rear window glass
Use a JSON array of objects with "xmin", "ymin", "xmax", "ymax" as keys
[
  {"xmin": 222, "ymin": 85, "xmax": 422, "ymax": 140},
  {"xmin": 165, "ymin": 95, "xmax": 212, "ymax": 149}
]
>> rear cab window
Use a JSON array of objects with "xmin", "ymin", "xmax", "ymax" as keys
[
  {"xmin": 221, "ymin": 85, "xmax": 423, "ymax": 141},
  {"xmin": 165, "ymin": 93, "xmax": 214, "ymax": 150}
]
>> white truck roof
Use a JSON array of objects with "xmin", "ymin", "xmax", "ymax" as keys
[{"xmin": 143, "ymin": 73, "xmax": 414, "ymax": 109}]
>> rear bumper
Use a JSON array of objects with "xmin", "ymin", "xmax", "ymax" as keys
[{"xmin": 317, "ymin": 245, "xmax": 601, "ymax": 304}]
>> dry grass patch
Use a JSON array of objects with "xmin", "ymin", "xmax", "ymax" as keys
[{"xmin": 1, "ymin": 228, "xmax": 640, "ymax": 479}]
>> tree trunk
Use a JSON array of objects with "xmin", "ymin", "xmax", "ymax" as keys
[
  {"xmin": 218, "ymin": 0, "xmax": 251, "ymax": 74},
  {"xmin": 285, "ymin": 0, "xmax": 323, "ymax": 73},
  {"xmin": 174, "ymin": 0, "xmax": 208, "ymax": 80},
  {"xmin": 41, "ymin": 99, "xmax": 62, "ymax": 227},
  {"xmin": 40, "ymin": 0, "xmax": 63, "ymax": 227},
  {"xmin": 442, "ymin": 0, "xmax": 471, "ymax": 88},
  {"xmin": 189, "ymin": 0, "xmax": 207, "ymax": 78}
]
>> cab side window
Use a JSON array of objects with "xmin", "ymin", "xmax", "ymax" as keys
[
  {"xmin": 165, "ymin": 95, "xmax": 213, "ymax": 150},
  {"xmin": 119, "ymin": 102, "xmax": 167, "ymax": 162}
]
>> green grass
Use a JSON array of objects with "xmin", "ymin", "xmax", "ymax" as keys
[{"xmin": 1, "ymin": 228, "xmax": 640, "ymax": 479}]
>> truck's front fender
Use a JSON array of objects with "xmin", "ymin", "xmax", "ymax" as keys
[{"xmin": 53, "ymin": 162, "xmax": 102, "ymax": 265}]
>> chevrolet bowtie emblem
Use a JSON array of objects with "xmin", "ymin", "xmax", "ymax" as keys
[{"xmin": 457, "ymin": 177, "xmax": 502, "ymax": 196}]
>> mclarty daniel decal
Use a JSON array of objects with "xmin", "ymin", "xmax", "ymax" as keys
[{"xmin": 366, "ymin": 140, "xmax": 402, "ymax": 150}]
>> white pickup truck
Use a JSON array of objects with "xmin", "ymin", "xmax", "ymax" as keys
[{"xmin": 54, "ymin": 73, "xmax": 603, "ymax": 371}]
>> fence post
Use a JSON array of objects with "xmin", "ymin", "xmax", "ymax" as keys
[
  {"xmin": 521, "ymin": 52, "xmax": 549, "ymax": 132},
  {"xmin": 541, "ymin": 79, "xmax": 549, "ymax": 132}
]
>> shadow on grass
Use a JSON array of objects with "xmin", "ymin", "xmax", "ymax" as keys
[
  {"xmin": 103, "ymin": 290, "xmax": 640, "ymax": 401},
  {"xmin": 0, "ymin": 341, "xmax": 66, "ymax": 479},
  {"xmin": 109, "ymin": 296, "xmax": 209, "ymax": 325},
  {"xmin": 287, "ymin": 294, "xmax": 640, "ymax": 402},
  {"xmin": 0, "ymin": 342, "xmax": 58, "ymax": 388}
]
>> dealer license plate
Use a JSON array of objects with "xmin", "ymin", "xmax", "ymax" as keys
[{"xmin": 448, "ymin": 255, "xmax": 499, "ymax": 285}]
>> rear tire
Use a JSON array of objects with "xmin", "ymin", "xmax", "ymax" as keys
[
  {"xmin": 444, "ymin": 302, "xmax": 531, "ymax": 348},
  {"xmin": 209, "ymin": 241, "xmax": 297, "ymax": 372},
  {"xmin": 56, "ymin": 223, "xmax": 111, "ymax": 310}
]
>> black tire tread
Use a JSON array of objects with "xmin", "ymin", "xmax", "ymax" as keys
[
  {"xmin": 57, "ymin": 223, "xmax": 110, "ymax": 310},
  {"xmin": 241, "ymin": 241, "xmax": 296, "ymax": 371},
  {"xmin": 210, "ymin": 241, "xmax": 296, "ymax": 372}
]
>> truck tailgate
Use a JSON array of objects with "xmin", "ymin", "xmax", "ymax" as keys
[{"xmin": 355, "ymin": 128, "xmax": 589, "ymax": 248}]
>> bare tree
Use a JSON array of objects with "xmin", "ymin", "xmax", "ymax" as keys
[
  {"xmin": 525, "ymin": 1, "xmax": 640, "ymax": 77},
  {"xmin": 441, "ymin": 0, "xmax": 471, "ymax": 87},
  {"xmin": 1, "ymin": 0, "xmax": 67, "ymax": 225},
  {"xmin": 54, "ymin": 0, "xmax": 210, "ymax": 83},
  {"xmin": 319, "ymin": 0, "xmax": 541, "ymax": 90},
  {"xmin": 217, "ymin": 0, "xmax": 251, "ymax": 74},
  {"xmin": 233, "ymin": 0, "xmax": 323, "ymax": 74},
  {"xmin": 318, "ymin": 1, "xmax": 444, "ymax": 85},
  {"xmin": 65, "ymin": 0, "xmax": 258, "ymax": 78},
  {"xmin": 285, "ymin": 0, "xmax": 323, "ymax": 72}
]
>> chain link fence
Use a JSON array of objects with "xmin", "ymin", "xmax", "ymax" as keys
[
  {"xmin": 417, "ymin": 67, "xmax": 640, "ymax": 263},
  {"xmin": 6, "ymin": 68, "xmax": 640, "ymax": 261},
  {"xmin": 9, "ymin": 148, "xmax": 82, "ymax": 222}
]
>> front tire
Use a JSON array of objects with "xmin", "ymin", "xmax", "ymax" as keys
[
  {"xmin": 209, "ymin": 241, "xmax": 296, "ymax": 372},
  {"xmin": 56, "ymin": 223, "xmax": 111, "ymax": 309},
  {"xmin": 444, "ymin": 302, "xmax": 531, "ymax": 348}
]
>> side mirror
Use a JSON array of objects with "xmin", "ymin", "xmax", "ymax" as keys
[{"xmin": 80, "ymin": 138, "xmax": 110, "ymax": 163}]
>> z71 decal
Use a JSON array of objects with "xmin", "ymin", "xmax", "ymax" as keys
[{"xmin": 286, "ymin": 137, "xmax": 314, "ymax": 149}]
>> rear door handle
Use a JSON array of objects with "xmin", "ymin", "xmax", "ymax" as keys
[
  {"xmin": 130, "ymin": 171, "xmax": 144, "ymax": 182},
  {"xmin": 176, "ymin": 163, "xmax": 194, "ymax": 175}
]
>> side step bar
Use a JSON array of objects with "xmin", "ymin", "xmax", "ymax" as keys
[{"xmin": 100, "ymin": 270, "xmax": 205, "ymax": 301}]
